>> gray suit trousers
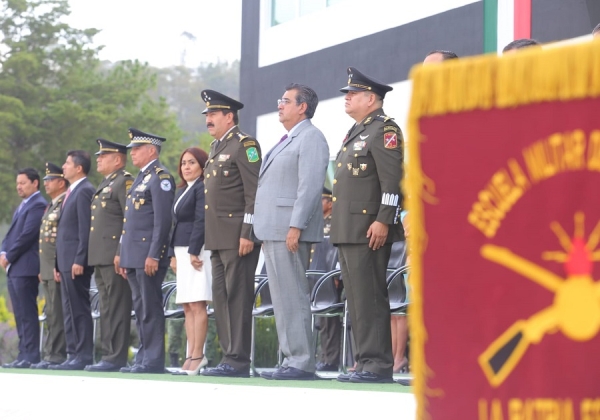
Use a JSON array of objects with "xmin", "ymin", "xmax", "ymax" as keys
[{"xmin": 263, "ymin": 241, "xmax": 315, "ymax": 373}]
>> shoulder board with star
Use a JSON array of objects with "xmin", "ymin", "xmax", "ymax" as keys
[
  {"xmin": 375, "ymin": 114, "xmax": 394, "ymax": 123},
  {"xmin": 237, "ymin": 131, "xmax": 249, "ymax": 142}
]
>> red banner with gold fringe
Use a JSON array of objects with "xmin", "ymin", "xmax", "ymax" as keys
[{"xmin": 407, "ymin": 41, "xmax": 600, "ymax": 420}]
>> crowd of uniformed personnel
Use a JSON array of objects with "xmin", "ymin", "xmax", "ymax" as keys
[{"xmin": 1, "ymin": 61, "xmax": 421, "ymax": 383}]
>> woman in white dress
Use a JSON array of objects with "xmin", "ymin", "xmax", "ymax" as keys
[{"xmin": 169, "ymin": 147, "xmax": 211, "ymax": 375}]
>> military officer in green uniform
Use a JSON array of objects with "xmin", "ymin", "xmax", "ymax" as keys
[
  {"xmin": 331, "ymin": 67, "xmax": 404, "ymax": 384},
  {"xmin": 200, "ymin": 90, "xmax": 262, "ymax": 378},
  {"xmin": 118, "ymin": 128, "xmax": 175, "ymax": 374},
  {"xmin": 32, "ymin": 163, "xmax": 69, "ymax": 369},
  {"xmin": 85, "ymin": 139, "xmax": 134, "ymax": 372}
]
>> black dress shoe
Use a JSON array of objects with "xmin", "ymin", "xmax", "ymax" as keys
[
  {"xmin": 337, "ymin": 372, "xmax": 356, "ymax": 382},
  {"xmin": 129, "ymin": 365, "xmax": 165, "ymax": 374},
  {"xmin": 259, "ymin": 368, "xmax": 283, "ymax": 380},
  {"xmin": 13, "ymin": 360, "xmax": 32, "ymax": 369},
  {"xmin": 2, "ymin": 360, "xmax": 21, "ymax": 368},
  {"xmin": 31, "ymin": 360, "xmax": 57, "ymax": 370},
  {"xmin": 272, "ymin": 366, "xmax": 315, "ymax": 380},
  {"xmin": 120, "ymin": 365, "xmax": 136, "ymax": 373},
  {"xmin": 396, "ymin": 378, "xmax": 412, "ymax": 386},
  {"xmin": 349, "ymin": 371, "xmax": 393, "ymax": 384},
  {"xmin": 316, "ymin": 362, "xmax": 338, "ymax": 372},
  {"xmin": 201, "ymin": 363, "xmax": 249, "ymax": 378},
  {"xmin": 49, "ymin": 357, "xmax": 91, "ymax": 371},
  {"xmin": 84, "ymin": 360, "xmax": 123, "ymax": 372}
]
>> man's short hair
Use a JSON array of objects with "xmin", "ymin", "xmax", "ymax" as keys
[
  {"xmin": 426, "ymin": 50, "xmax": 459, "ymax": 61},
  {"xmin": 502, "ymin": 38, "xmax": 541, "ymax": 53},
  {"xmin": 593, "ymin": 23, "xmax": 600, "ymax": 35},
  {"xmin": 66, "ymin": 150, "xmax": 92, "ymax": 175},
  {"xmin": 17, "ymin": 167, "xmax": 40, "ymax": 189},
  {"xmin": 285, "ymin": 83, "xmax": 319, "ymax": 119}
]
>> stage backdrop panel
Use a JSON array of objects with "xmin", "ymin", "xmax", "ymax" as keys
[{"xmin": 407, "ymin": 40, "xmax": 600, "ymax": 420}]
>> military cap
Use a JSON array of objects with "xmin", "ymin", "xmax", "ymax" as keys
[
  {"xmin": 339, "ymin": 66, "xmax": 393, "ymax": 99},
  {"xmin": 322, "ymin": 187, "xmax": 332, "ymax": 198},
  {"xmin": 201, "ymin": 89, "xmax": 244, "ymax": 114},
  {"xmin": 126, "ymin": 128, "xmax": 167, "ymax": 148},
  {"xmin": 43, "ymin": 162, "xmax": 64, "ymax": 180},
  {"xmin": 95, "ymin": 138, "xmax": 128, "ymax": 155}
]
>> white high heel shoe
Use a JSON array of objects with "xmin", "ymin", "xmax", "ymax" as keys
[{"xmin": 184, "ymin": 356, "xmax": 208, "ymax": 376}]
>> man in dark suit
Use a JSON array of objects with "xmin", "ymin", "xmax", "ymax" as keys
[
  {"xmin": 1, "ymin": 168, "xmax": 47, "ymax": 368},
  {"xmin": 49, "ymin": 150, "xmax": 96, "ymax": 370},
  {"xmin": 31, "ymin": 163, "xmax": 69, "ymax": 369},
  {"xmin": 200, "ymin": 90, "xmax": 262, "ymax": 378},
  {"xmin": 85, "ymin": 139, "xmax": 134, "ymax": 372},
  {"xmin": 118, "ymin": 128, "xmax": 175, "ymax": 374},
  {"xmin": 254, "ymin": 83, "xmax": 329, "ymax": 380},
  {"xmin": 331, "ymin": 67, "xmax": 405, "ymax": 384}
]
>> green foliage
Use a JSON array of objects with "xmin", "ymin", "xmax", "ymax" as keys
[
  {"xmin": 0, "ymin": 295, "xmax": 15, "ymax": 326},
  {"xmin": 152, "ymin": 61, "xmax": 240, "ymax": 144},
  {"xmin": 0, "ymin": 0, "xmax": 184, "ymax": 221}
]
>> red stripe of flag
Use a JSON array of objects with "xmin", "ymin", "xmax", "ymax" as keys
[{"xmin": 514, "ymin": 0, "xmax": 532, "ymax": 39}]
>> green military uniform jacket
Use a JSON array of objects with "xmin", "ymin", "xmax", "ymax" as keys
[
  {"xmin": 39, "ymin": 193, "xmax": 66, "ymax": 280},
  {"xmin": 330, "ymin": 108, "xmax": 405, "ymax": 244},
  {"xmin": 204, "ymin": 125, "xmax": 262, "ymax": 250},
  {"xmin": 88, "ymin": 168, "xmax": 133, "ymax": 266}
]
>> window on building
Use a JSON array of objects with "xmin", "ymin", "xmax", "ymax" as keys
[{"xmin": 271, "ymin": 0, "xmax": 345, "ymax": 26}]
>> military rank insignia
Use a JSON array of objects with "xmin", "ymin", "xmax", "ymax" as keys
[{"xmin": 246, "ymin": 147, "xmax": 259, "ymax": 163}]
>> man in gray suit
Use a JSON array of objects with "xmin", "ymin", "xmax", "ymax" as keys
[{"xmin": 254, "ymin": 83, "xmax": 329, "ymax": 380}]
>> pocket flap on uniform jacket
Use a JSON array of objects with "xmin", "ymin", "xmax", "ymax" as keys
[
  {"xmin": 276, "ymin": 197, "xmax": 296, "ymax": 207},
  {"xmin": 349, "ymin": 201, "xmax": 379, "ymax": 215}
]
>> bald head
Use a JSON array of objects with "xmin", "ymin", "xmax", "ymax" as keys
[{"xmin": 423, "ymin": 50, "xmax": 458, "ymax": 64}]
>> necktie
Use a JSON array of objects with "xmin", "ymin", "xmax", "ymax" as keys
[
  {"xmin": 265, "ymin": 134, "xmax": 288, "ymax": 162},
  {"xmin": 62, "ymin": 188, "xmax": 72, "ymax": 209}
]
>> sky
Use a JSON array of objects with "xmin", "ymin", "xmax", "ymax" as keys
[{"xmin": 65, "ymin": 0, "xmax": 243, "ymax": 68}]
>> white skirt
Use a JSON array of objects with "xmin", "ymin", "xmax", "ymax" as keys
[{"xmin": 174, "ymin": 246, "xmax": 212, "ymax": 304}]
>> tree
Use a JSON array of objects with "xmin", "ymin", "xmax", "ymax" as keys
[
  {"xmin": 0, "ymin": 0, "xmax": 184, "ymax": 222},
  {"xmin": 152, "ymin": 61, "xmax": 240, "ymax": 148}
]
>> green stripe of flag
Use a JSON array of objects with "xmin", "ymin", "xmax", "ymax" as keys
[{"xmin": 484, "ymin": 0, "xmax": 499, "ymax": 53}]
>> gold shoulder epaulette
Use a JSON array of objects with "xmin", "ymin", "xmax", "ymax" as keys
[
  {"xmin": 237, "ymin": 131, "xmax": 249, "ymax": 142},
  {"xmin": 122, "ymin": 170, "xmax": 132, "ymax": 177},
  {"xmin": 155, "ymin": 166, "xmax": 164, "ymax": 174}
]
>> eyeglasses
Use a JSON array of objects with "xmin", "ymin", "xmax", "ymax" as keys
[{"xmin": 277, "ymin": 98, "xmax": 293, "ymax": 106}]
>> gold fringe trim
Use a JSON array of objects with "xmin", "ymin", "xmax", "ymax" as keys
[{"xmin": 406, "ymin": 39, "xmax": 600, "ymax": 420}]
